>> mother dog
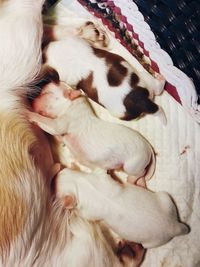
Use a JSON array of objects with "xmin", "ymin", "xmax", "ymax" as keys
[{"xmin": 0, "ymin": 1, "xmax": 143, "ymax": 266}]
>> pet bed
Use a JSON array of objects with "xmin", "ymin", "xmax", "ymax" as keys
[{"xmin": 45, "ymin": 1, "xmax": 200, "ymax": 266}]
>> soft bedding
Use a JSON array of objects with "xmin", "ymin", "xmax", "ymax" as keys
[{"xmin": 46, "ymin": 1, "xmax": 200, "ymax": 266}]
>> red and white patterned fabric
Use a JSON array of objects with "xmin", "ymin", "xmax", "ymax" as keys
[{"xmin": 77, "ymin": 0, "xmax": 200, "ymax": 124}]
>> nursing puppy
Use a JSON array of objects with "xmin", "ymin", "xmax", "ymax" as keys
[
  {"xmin": 0, "ymin": 1, "xmax": 141, "ymax": 266},
  {"xmin": 42, "ymin": 27, "xmax": 166, "ymax": 122},
  {"xmin": 55, "ymin": 168, "xmax": 189, "ymax": 248},
  {"xmin": 29, "ymin": 81, "xmax": 156, "ymax": 185}
]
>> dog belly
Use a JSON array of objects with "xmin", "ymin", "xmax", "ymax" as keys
[{"xmin": 66, "ymin": 138, "xmax": 122, "ymax": 170}]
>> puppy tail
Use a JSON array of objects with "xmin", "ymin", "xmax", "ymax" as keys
[
  {"xmin": 144, "ymin": 147, "xmax": 156, "ymax": 181},
  {"xmin": 176, "ymin": 222, "xmax": 190, "ymax": 236}
]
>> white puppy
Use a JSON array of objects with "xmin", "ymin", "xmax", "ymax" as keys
[
  {"xmin": 29, "ymin": 82, "xmax": 156, "ymax": 185},
  {"xmin": 55, "ymin": 168, "xmax": 189, "ymax": 248}
]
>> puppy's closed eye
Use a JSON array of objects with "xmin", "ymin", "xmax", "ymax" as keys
[{"xmin": 123, "ymin": 87, "xmax": 159, "ymax": 120}]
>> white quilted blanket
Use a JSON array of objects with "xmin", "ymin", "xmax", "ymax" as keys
[{"xmin": 48, "ymin": 2, "xmax": 200, "ymax": 266}]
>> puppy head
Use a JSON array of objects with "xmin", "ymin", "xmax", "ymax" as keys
[
  {"xmin": 123, "ymin": 87, "xmax": 159, "ymax": 120},
  {"xmin": 32, "ymin": 82, "xmax": 81, "ymax": 118}
]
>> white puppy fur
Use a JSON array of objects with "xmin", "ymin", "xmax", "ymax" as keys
[
  {"xmin": 0, "ymin": 1, "xmax": 141, "ymax": 266},
  {"xmin": 55, "ymin": 168, "xmax": 189, "ymax": 248},
  {"xmin": 30, "ymin": 82, "xmax": 156, "ymax": 184}
]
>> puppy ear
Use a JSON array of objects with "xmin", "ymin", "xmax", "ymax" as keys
[
  {"xmin": 28, "ymin": 112, "xmax": 59, "ymax": 135},
  {"xmin": 123, "ymin": 87, "xmax": 159, "ymax": 120},
  {"xmin": 36, "ymin": 120, "xmax": 59, "ymax": 135}
]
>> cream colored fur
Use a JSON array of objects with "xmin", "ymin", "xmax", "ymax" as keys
[
  {"xmin": 29, "ymin": 85, "xmax": 155, "ymax": 183},
  {"xmin": 56, "ymin": 168, "xmax": 189, "ymax": 248},
  {"xmin": 0, "ymin": 1, "xmax": 140, "ymax": 266}
]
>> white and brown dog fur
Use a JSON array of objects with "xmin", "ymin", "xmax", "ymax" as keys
[
  {"xmin": 0, "ymin": 1, "xmax": 144, "ymax": 266},
  {"xmin": 42, "ymin": 22, "xmax": 167, "ymax": 123},
  {"xmin": 29, "ymin": 80, "xmax": 156, "ymax": 186}
]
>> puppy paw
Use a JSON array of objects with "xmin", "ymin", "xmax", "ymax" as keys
[
  {"xmin": 117, "ymin": 241, "xmax": 145, "ymax": 267},
  {"xmin": 153, "ymin": 73, "xmax": 166, "ymax": 95},
  {"xmin": 79, "ymin": 21, "xmax": 109, "ymax": 48}
]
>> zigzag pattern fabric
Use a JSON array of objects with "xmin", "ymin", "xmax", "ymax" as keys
[
  {"xmin": 134, "ymin": 0, "xmax": 200, "ymax": 97},
  {"xmin": 76, "ymin": 0, "xmax": 200, "ymax": 123}
]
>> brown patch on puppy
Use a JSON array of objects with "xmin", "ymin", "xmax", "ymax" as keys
[
  {"xmin": 92, "ymin": 48, "xmax": 128, "ymax": 86},
  {"xmin": 92, "ymin": 47, "xmax": 124, "ymax": 63},
  {"xmin": 130, "ymin": 73, "xmax": 139, "ymax": 87},
  {"xmin": 123, "ymin": 87, "xmax": 159, "ymax": 120},
  {"xmin": 107, "ymin": 64, "xmax": 128, "ymax": 86},
  {"xmin": 77, "ymin": 72, "xmax": 99, "ymax": 102},
  {"xmin": 42, "ymin": 51, "xmax": 48, "ymax": 64},
  {"xmin": 42, "ymin": 25, "xmax": 56, "ymax": 48}
]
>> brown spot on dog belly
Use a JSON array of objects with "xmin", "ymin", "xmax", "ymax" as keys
[
  {"xmin": 77, "ymin": 72, "xmax": 99, "ymax": 102},
  {"xmin": 92, "ymin": 47, "xmax": 128, "ymax": 86}
]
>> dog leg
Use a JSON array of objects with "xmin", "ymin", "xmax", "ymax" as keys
[
  {"xmin": 43, "ymin": 19, "xmax": 109, "ymax": 48},
  {"xmin": 138, "ymin": 71, "xmax": 166, "ymax": 98},
  {"xmin": 78, "ymin": 21, "xmax": 109, "ymax": 48}
]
